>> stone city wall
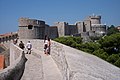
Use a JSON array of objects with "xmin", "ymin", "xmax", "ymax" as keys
[
  {"xmin": 49, "ymin": 26, "xmax": 58, "ymax": 39},
  {"xmin": 0, "ymin": 44, "xmax": 27, "ymax": 80},
  {"xmin": 0, "ymin": 32, "xmax": 18, "ymax": 44},
  {"xmin": 51, "ymin": 41, "xmax": 70, "ymax": 80}
]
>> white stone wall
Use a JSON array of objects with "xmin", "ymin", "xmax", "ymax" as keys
[
  {"xmin": 51, "ymin": 40, "xmax": 120, "ymax": 80},
  {"xmin": 18, "ymin": 18, "xmax": 45, "ymax": 39},
  {"xmin": 0, "ymin": 44, "xmax": 27, "ymax": 80},
  {"xmin": 76, "ymin": 22, "xmax": 84, "ymax": 33},
  {"xmin": 55, "ymin": 22, "xmax": 65, "ymax": 37},
  {"xmin": 84, "ymin": 20, "xmax": 91, "ymax": 32},
  {"xmin": 51, "ymin": 41, "xmax": 69, "ymax": 80}
]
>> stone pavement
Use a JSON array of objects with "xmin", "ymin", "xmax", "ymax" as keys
[
  {"xmin": 33, "ymin": 49, "xmax": 62, "ymax": 80},
  {"xmin": 21, "ymin": 48, "xmax": 62, "ymax": 80},
  {"xmin": 21, "ymin": 52, "xmax": 43, "ymax": 80}
]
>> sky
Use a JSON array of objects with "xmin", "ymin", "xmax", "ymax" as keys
[{"xmin": 0, "ymin": 0, "xmax": 120, "ymax": 34}]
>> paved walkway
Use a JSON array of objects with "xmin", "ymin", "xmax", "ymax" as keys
[
  {"xmin": 21, "ymin": 53, "xmax": 43, "ymax": 80},
  {"xmin": 20, "ymin": 39, "xmax": 120, "ymax": 80},
  {"xmin": 33, "ymin": 49, "xmax": 62, "ymax": 80},
  {"xmin": 21, "ymin": 48, "xmax": 62, "ymax": 80}
]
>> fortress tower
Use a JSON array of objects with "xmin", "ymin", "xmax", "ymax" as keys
[
  {"xmin": 88, "ymin": 15, "xmax": 106, "ymax": 36},
  {"xmin": 18, "ymin": 18, "xmax": 45, "ymax": 39},
  {"xmin": 88, "ymin": 15, "xmax": 101, "ymax": 24}
]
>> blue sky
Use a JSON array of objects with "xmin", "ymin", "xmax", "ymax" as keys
[{"xmin": 0, "ymin": 0, "xmax": 120, "ymax": 34}]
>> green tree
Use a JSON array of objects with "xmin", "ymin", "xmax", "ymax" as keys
[
  {"xmin": 99, "ymin": 33, "xmax": 120, "ymax": 54},
  {"xmin": 92, "ymin": 49, "xmax": 108, "ymax": 58},
  {"xmin": 54, "ymin": 36, "xmax": 82, "ymax": 47},
  {"xmin": 106, "ymin": 54, "xmax": 119, "ymax": 64},
  {"xmin": 114, "ymin": 58, "xmax": 120, "ymax": 67},
  {"xmin": 80, "ymin": 42, "xmax": 100, "ymax": 53}
]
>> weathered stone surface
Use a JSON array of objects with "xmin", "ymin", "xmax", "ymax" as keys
[
  {"xmin": 32, "ymin": 48, "xmax": 62, "ymax": 80},
  {"xmin": 51, "ymin": 41, "xmax": 120, "ymax": 80},
  {"xmin": 0, "ymin": 44, "xmax": 27, "ymax": 80},
  {"xmin": 15, "ymin": 39, "xmax": 120, "ymax": 80},
  {"xmin": 21, "ymin": 52, "xmax": 43, "ymax": 80}
]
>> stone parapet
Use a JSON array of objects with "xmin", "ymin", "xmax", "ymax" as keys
[
  {"xmin": 51, "ymin": 40, "xmax": 120, "ymax": 80},
  {"xmin": 19, "ymin": 17, "xmax": 45, "ymax": 27},
  {"xmin": 0, "ymin": 44, "xmax": 27, "ymax": 80},
  {"xmin": 51, "ymin": 41, "xmax": 69, "ymax": 80}
]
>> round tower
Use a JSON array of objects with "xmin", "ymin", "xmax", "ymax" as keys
[
  {"xmin": 88, "ymin": 15, "xmax": 101, "ymax": 24},
  {"xmin": 18, "ymin": 18, "xmax": 45, "ymax": 39}
]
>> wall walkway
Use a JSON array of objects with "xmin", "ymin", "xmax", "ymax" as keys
[
  {"xmin": 0, "ymin": 39, "xmax": 120, "ymax": 80},
  {"xmin": 19, "ymin": 39, "xmax": 120, "ymax": 80}
]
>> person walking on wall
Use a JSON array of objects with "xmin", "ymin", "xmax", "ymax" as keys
[
  {"xmin": 44, "ymin": 35, "xmax": 48, "ymax": 54},
  {"xmin": 26, "ymin": 41, "xmax": 32, "ymax": 54},
  {"xmin": 47, "ymin": 37, "xmax": 51, "ymax": 55},
  {"xmin": 19, "ymin": 41, "xmax": 25, "ymax": 50},
  {"xmin": 13, "ymin": 38, "xmax": 18, "ymax": 45}
]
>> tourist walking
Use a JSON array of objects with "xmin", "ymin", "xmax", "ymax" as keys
[
  {"xmin": 44, "ymin": 35, "xmax": 48, "ymax": 54},
  {"xmin": 13, "ymin": 38, "xmax": 18, "ymax": 45},
  {"xmin": 47, "ymin": 37, "xmax": 51, "ymax": 55},
  {"xmin": 19, "ymin": 41, "xmax": 25, "ymax": 50},
  {"xmin": 26, "ymin": 41, "xmax": 32, "ymax": 54}
]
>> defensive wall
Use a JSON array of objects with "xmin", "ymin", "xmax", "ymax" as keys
[
  {"xmin": 0, "ymin": 44, "xmax": 27, "ymax": 80},
  {"xmin": 51, "ymin": 41, "xmax": 120, "ymax": 80},
  {"xmin": 0, "ymin": 32, "xmax": 18, "ymax": 44},
  {"xmin": 0, "ymin": 39, "xmax": 120, "ymax": 80},
  {"xmin": 17, "ymin": 39, "xmax": 120, "ymax": 80},
  {"xmin": 18, "ymin": 18, "xmax": 46, "ymax": 39},
  {"xmin": 51, "ymin": 41, "xmax": 69, "ymax": 80},
  {"xmin": 18, "ymin": 15, "xmax": 107, "ymax": 40}
]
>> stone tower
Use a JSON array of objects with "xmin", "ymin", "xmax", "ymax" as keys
[
  {"xmin": 55, "ymin": 22, "xmax": 69, "ymax": 37},
  {"xmin": 18, "ymin": 18, "xmax": 45, "ymax": 39},
  {"xmin": 88, "ymin": 15, "xmax": 101, "ymax": 24}
]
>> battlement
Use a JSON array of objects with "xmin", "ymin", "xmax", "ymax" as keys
[
  {"xmin": 88, "ymin": 15, "xmax": 101, "ymax": 19},
  {"xmin": 88, "ymin": 15, "xmax": 101, "ymax": 24},
  {"xmin": 19, "ymin": 17, "xmax": 45, "ymax": 27}
]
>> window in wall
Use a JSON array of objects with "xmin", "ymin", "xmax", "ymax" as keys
[
  {"xmin": 83, "ymin": 22, "xmax": 86, "ymax": 32},
  {"xmin": 28, "ymin": 25, "xmax": 33, "ymax": 29}
]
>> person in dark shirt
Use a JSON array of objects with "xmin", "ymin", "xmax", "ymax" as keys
[{"xmin": 19, "ymin": 41, "xmax": 25, "ymax": 50}]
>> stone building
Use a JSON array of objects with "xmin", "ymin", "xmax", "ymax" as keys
[
  {"xmin": 18, "ymin": 15, "xmax": 107, "ymax": 40},
  {"xmin": 18, "ymin": 18, "xmax": 46, "ymax": 39}
]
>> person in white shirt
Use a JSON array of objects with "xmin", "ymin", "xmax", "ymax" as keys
[
  {"xmin": 44, "ymin": 35, "xmax": 48, "ymax": 54},
  {"xmin": 26, "ymin": 41, "xmax": 32, "ymax": 54},
  {"xmin": 46, "ymin": 37, "xmax": 51, "ymax": 55}
]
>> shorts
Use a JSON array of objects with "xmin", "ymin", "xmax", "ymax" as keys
[
  {"xmin": 28, "ymin": 48, "xmax": 31, "ymax": 50},
  {"xmin": 44, "ymin": 44, "xmax": 47, "ymax": 49}
]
